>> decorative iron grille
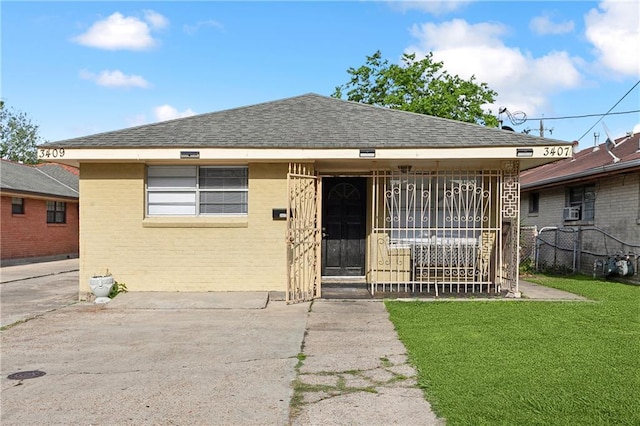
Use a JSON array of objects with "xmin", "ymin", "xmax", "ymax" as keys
[
  {"xmin": 369, "ymin": 169, "xmax": 503, "ymax": 295},
  {"xmin": 501, "ymin": 161, "xmax": 520, "ymax": 294},
  {"xmin": 286, "ymin": 163, "xmax": 320, "ymax": 303}
]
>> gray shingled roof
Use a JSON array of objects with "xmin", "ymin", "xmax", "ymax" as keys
[
  {"xmin": 43, "ymin": 93, "xmax": 570, "ymax": 149},
  {"xmin": 0, "ymin": 160, "xmax": 79, "ymax": 199}
]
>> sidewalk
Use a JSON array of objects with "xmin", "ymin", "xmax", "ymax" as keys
[
  {"xmin": 0, "ymin": 258, "xmax": 79, "ymax": 283},
  {"xmin": 518, "ymin": 280, "xmax": 588, "ymax": 300},
  {"xmin": 291, "ymin": 300, "xmax": 444, "ymax": 425}
]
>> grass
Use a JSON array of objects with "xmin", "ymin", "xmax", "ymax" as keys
[{"xmin": 385, "ymin": 275, "xmax": 640, "ymax": 425}]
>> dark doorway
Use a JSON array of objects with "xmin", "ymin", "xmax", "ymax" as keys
[{"xmin": 321, "ymin": 177, "xmax": 367, "ymax": 276}]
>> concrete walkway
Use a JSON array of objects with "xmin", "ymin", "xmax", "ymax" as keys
[
  {"xmin": 291, "ymin": 300, "xmax": 444, "ymax": 425},
  {"xmin": 0, "ymin": 259, "xmax": 80, "ymax": 328},
  {"xmin": 0, "ymin": 258, "xmax": 78, "ymax": 283},
  {"xmin": 519, "ymin": 280, "xmax": 588, "ymax": 300}
]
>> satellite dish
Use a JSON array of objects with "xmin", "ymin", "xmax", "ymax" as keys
[
  {"xmin": 602, "ymin": 122, "xmax": 617, "ymax": 147},
  {"xmin": 502, "ymin": 126, "xmax": 514, "ymax": 132},
  {"xmin": 602, "ymin": 122, "xmax": 620, "ymax": 163}
]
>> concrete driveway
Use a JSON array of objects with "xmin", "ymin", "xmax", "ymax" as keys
[
  {"xmin": 1, "ymin": 260, "xmax": 311, "ymax": 424},
  {"xmin": 1, "ymin": 259, "xmax": 79, "ymax": 328},
  {"xmin": 0, "ymin": 271, "xmax": 78, "ymax": 328},
  {"xmin": 1, "ymin": 295, "xmax": 309, "ymax": 425}
]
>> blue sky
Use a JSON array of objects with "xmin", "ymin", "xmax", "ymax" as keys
[{"xmin": 2, "ymin": 1, "xmax": 639, "ymax": 151}]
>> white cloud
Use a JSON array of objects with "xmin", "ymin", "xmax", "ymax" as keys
[
  {"xmin": 80, "ymin": 69, "xmax": 150, "ymax": 88},
  {"xmin": 184, "ymin": 20, "xmax": 224, "ymax": 35},
  {"xmin": 73, "ymin": 11, "xmax": 167, "ymax": 50},
  {"xmin": 143, "ymin": 10, "xmax": 169, "ymax": 29},
  {"xmin": 529, "ymin": 14, "xmax": 574, "ymax": 35},
  {"xmin": 154, "ymin": 104, "xmax": 196, "ymax": 122},
  {"xmin": 125, "ymin": 105, "xmax": 197, "ymax": 127},
  {"xmin": 585, "ymin": 0, "xmax": 640, "ymax": 76},
  {"xmin": 406, "ymin": 19, "xmax": 582, "ymax": 117},
  {"xmin": 387, "ymin": 1, "xmax": 473, "ymax": 15}
]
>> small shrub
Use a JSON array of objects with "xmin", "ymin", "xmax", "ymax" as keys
[
  {"xmin": 519, "ymin": 258, "xmax": 535, "ymax": 276},
  {"xmin": 109, "ymin": 281, "xmax": 128, "ymax": 299},
  {"xmin": 538, "ymin": 261, "xmax": 574, "ymax": 276}
]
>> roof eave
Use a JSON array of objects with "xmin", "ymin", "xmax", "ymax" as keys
[
  {"xmin": 0, "ymin": 188, "xmax": 79, "ymax": 201},
  {"xmin": 521, "ymin": 158, "xmax": 640, "ymax": 191}
]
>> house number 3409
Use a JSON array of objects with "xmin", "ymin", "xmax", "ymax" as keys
[
  {"xmin": 542, "ymin": 146, "xmax": 570, "ymax": 157},
  {"xmin": 38, "ymin": 148, "xmax": 65, "ymax": 158}
]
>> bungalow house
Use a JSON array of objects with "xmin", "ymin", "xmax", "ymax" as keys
[
  {"xmin": 520, "ymin": 131, "xmax": 640, "ymax": 274},
  {"xmin": 1, "ymin": 160, "xmax": 79, "ymax": 265},
  {"xmin": 39, "ymin": 93, "xmax": 572, "ymax": 302}
]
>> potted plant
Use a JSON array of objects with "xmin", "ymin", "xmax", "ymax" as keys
[{"xmin": 89, "ymin": 271, "xmax": 115, "ymax": 304}]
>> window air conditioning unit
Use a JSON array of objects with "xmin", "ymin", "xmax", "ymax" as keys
[{"xmin": 563, "ymin": 206, "xmax": 580, "ymax": 221}]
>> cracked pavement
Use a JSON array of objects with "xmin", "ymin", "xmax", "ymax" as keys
[
  {"xmin": 289, "ymin": 300, "xmax": 443, "ymax": 426},
  {"xmin": 0, "ymin": 300, "xmax": 309, "ymax": 425}
]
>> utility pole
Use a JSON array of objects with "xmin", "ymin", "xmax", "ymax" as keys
[
  {"xmin": 539, "ymin": 119, "xmax": 544, "ymax": 137},
  {"xmin": 538, "ymin": 118, "xmax": 554, "ymax": 138}
]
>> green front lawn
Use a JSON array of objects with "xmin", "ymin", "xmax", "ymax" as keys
[{"xmin": 386, "ymin": 276, "xmax": 640, "ymax": 425}]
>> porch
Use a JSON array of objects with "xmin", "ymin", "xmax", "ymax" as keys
[{"xmin": 286, "ymin": 162, "xmax": 522, "ymax": 302}]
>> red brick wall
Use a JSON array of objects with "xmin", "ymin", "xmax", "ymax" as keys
[{"xmin": 1, "ymin": 195, "xmax": 79, "ymax": 261}]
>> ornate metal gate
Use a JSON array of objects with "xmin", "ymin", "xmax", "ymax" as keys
[
  {"xmin": 286, "ymin": 163, "xmax": 320, "ymax": 303},
  {"xmin": 369, "ymin": 169, "xmax": 501, "ymax": 295}
]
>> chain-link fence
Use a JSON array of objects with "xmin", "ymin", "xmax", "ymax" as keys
[
  {"xmin": 535, "ymin": 227, "xmax": 578, "ymax": 274},
  {"xmin": 522, "ymin": 226, "xmax": 640, "ymax": 280},
  {"xmin": 519, "ymin": 226, "xmax": 537, "ymax": 273},
  {"xmin": 520, "ymin": 226, "xmax": 537, "ymax": 262}
]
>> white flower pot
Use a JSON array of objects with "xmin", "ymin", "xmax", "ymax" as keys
[{"xmin": 89, "ymin": 276, "xmax": 114, "ymax": 304}]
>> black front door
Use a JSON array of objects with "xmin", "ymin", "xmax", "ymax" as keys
[{"xmin": 321, "ymin": 177, "xmax": 366, "ymax": 276}]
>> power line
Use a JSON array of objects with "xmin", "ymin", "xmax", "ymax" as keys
[
  {"xmin": 526, "ymin": 109, "xmax": 640, "ymax": 121},
  {"xmin": 576, "ymin": 79, "xmax": 640, "ymax": 142}
]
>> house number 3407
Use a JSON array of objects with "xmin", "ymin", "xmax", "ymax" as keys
[
  {"xmin": 38, "ymin": 148, "xmax": 65, "ymax": 158},
  {"xmin": 542, "ymin": 146, "xmax": 570, "ymax": 157}
]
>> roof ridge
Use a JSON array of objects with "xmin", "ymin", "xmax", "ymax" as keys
[{"xmin": 34, "ymin": 166, "xmax": 79, "ymax": 195}]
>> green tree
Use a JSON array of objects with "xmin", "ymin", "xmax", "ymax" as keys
[
  {"xmin": 332, "ymin": 51, "xmax": 499, "ymax": 127},
  {"xmin": 0, "ymin": 101, "xmax": 44, "ymax": 164}
]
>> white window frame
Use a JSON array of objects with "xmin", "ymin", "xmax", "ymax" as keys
[
  {"xmin": 566, "ymin": 184, "xmax": 595, "ymax": 221},
  {"xmin": 146, "ymin": 165, "xmax": 248, "ymax": 216}
]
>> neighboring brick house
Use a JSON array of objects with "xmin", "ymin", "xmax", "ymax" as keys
[
  {"xmin": 520, "ymin": 131, "xmax": 640, "ymax": 269},
  {"xmin": 39, "ymin": 93, "xmax": 571, "ymax": 301},
  {"xmin": 1, "ymin": 160, "xmax": 79, "ymax": 265}
]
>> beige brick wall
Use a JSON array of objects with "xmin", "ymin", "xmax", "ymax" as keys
[
  {"xmin": 521, "ymin": 186, "xmax": 566, "ymax": 229},
  {"xmin": 521, "ymin": 172, "xmax": 640, "ymax": 243},
  {"xmin": 594, "ymin": 173, "xmax": 640, "ymax": 242},
  {"xmin": 79, "ymin": 163, "xmax": 289, "ymax": 297}
]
